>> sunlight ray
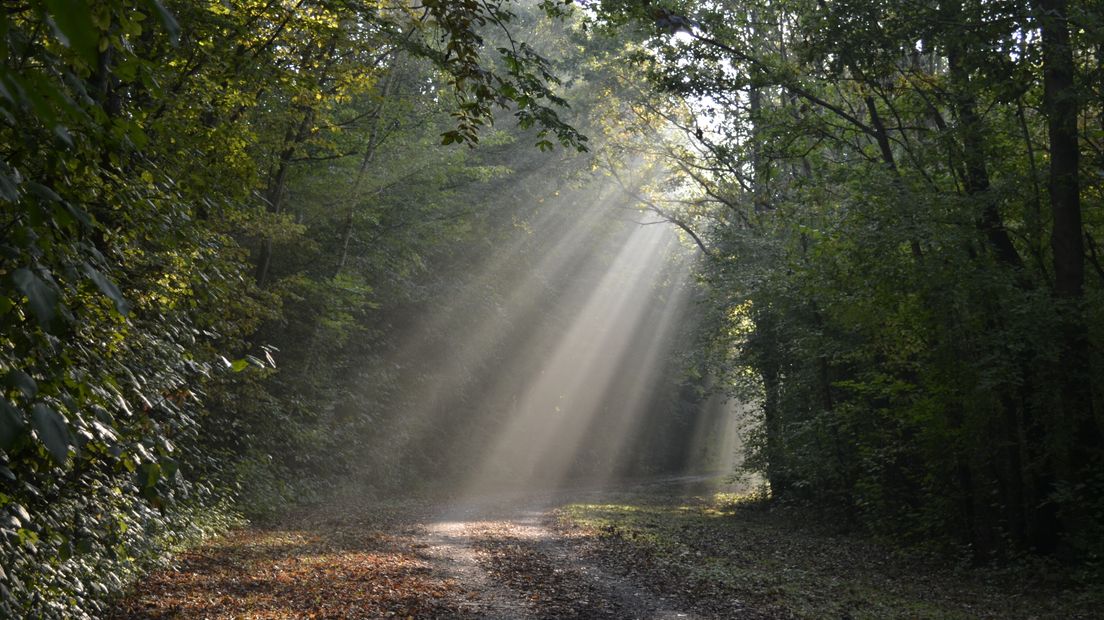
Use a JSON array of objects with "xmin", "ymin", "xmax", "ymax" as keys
[{"xmin": 461, "ymin": 221, "xmax": 688, "ymax": 493}]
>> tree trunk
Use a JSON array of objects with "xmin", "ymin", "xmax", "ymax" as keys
[
  {"xmin": 760, "ymin": 351, "xmax": 788, "ymax": 496},
  {"xmin": 333, "ymin": 65, "xmax": 399, "ymax": 279},
  {"xmin": 863, "ymin": 95, "xmax": 924, "ymax": 259},
  {"xmin": 1033, "ymin": 0, "xmax": 1102, "ymax": 555},
  {"xmin": 1037, "ymin": 0, "xmax": 1084, "ymax": 298},
  {"xmin": 255, "ymin": 107, "xmax": 315, "ymax": 287},
  {"xmin": 946, "ymin": 53, "xmax": 1024, "ymax": 269}
]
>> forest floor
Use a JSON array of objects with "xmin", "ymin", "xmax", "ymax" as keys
[{"xmin": 113, "ymin": 476, "xmax": 1101, "ymax": 619}]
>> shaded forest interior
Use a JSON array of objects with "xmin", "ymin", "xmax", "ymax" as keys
[{"xmin": 2, "ymin": 0, "xmax": 1103, "ymax": 616}]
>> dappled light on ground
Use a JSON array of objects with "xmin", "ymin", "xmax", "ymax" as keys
[
  {"xmin": 115, "ymin": 479, "xmax": 1099, "ymax": 619},
  {"xmin": 112, "ymin": 526, "xmax": 469, "ymax": 619},
  {"xmin": 112, "ymin": 484, "xmax": 709, "ymax": 619},
  {"xmin": 556, "ymin": 487, "xmax": 1098, "ymax": 619}
]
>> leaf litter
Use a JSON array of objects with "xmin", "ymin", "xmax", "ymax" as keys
[{"xmin": 111, "ymin": 480, "xmax": 1103, "ymax": 619}]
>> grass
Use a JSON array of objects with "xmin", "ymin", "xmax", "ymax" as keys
[{"xmin": 557, "ymin": 486, "xmax": 1103, "ymax": 619}]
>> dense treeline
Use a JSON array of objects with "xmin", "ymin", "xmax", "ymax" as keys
[
  {"xmin": 594, "ymin": 0, "xmax": 1104, "ymax": 560},
  {"xmin": 0, "ymin": 1, "xmax": 631, "ymax": 616},
  {"xmin": 5, "ymin": 0, "xmax": 1103, "ymax": 614}
]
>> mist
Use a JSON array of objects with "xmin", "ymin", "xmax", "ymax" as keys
[{"xmin": 353, "ymin": 164, "xmax": 746, "ymax": 497}]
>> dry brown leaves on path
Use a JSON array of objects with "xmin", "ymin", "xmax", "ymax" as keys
[
  {"xmin": 111, "ymin": 488, "xmax": 707, "ymax": 620},
  {"xmin": 111, "ymin": 497, "xmax": 488, "ymax": 619}
]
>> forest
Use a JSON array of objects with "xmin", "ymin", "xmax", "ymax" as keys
[{"xmin": 1, "ymin": 0, "xmax": 1103, "ymax": 617}]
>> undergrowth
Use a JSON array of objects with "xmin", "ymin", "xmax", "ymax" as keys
[{"xmin": 558, "ymin": 487, "xmax": 1104, "ymax": 619}]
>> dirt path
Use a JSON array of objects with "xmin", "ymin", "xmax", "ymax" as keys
[
  {"xmin": 114, "ymin": 475, "xmax": 1104, "ymax": 619},
  {"xmin": 466, "ymin": 512, "xmax": 697, "ymax": 619},
  {"xmin": 113, "ymin": 479, "xmax": 716, "ymax": 619},
  {"xmin": 418, "ymin": 516, "xmax": 529, "ymax": 618},
  {"xmin": 427, "ymin": 494, "xmax": 700, "ymax": 619}
]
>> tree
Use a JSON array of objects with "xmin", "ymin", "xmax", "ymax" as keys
[
  {"xmin": 587, "ymin": 0, "xmax": 1104, "ymax": 557},
  {"xmin": 0, "ymin": 0, "xmax": 593, "ymax": 614}
]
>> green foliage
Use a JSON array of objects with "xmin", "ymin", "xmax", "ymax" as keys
[
  {"xmin": 0, "ymin": 0, "xmax": 594, "ymax": 614},
  {"xmin": 593, "ymin": 0, "xmax": 1104, "ymax": 560}
]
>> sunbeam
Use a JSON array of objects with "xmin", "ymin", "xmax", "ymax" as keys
[
  {"xmin": 366, "ymin": 184, "xmax": 632, "ymax": 472},
  {"xmin": 355, "ymin": 152, "xmax": 742, "ymax": 499},
  {"xmin": 460, "ymin": 212, "xmax": 691, "ymax": 493}
]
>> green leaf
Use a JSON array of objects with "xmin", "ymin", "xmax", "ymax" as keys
[
  {"xmin": 161, "ymin": 458, "xmax": 179, "ymax": 479},
  {"xmin": 12, "ymin": 267, "xmax": 58, "ymax": 328},
  {"xmin": 138, "ymin": 461, "xmax": 161, "ymax": 489},
  {"xmin": 58, "ymin": 537, "xmax": 73, "ymax": 562},
  {"xmin": 62, "ymin": 203, "xmax": 94, "ymax": 229},
  {"xmin": 0, "ymin": 162, "xmax": 22, "ymax": 202},
  {"xmin": 82, "ymin": 263, "xmax": 131, "ymax": 315},
  {"xmin": 0, "ymin": 399, "xmax": 25, "ymax": 451},
  {"xmin": 30, "ymin": 403, "xmax": 70, "ymax": 465},
  {"xmin": 12, "ymin": 504, "xmax": 30, "ymax": 526},
  {"xmin": 53, "ymin": 125, "xmax": 73, "ymax": 147},
  {"xmin": 5, "ymin": 369, "xmax": 37, "ymax": 398},
  {"xmin": 230, "ymin": 359, "xmax": 249, "ymax": 372},
  {"xmin": 140, "ymin": 0, "xmax": 180, "ymax": 45},
  {"xmin": 43, "ymin": 0, "xmax": 99, "ymax": 66},
  {"xmin": 26, "ymin": 181, "xmax": 61, "ymax": 202}
]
